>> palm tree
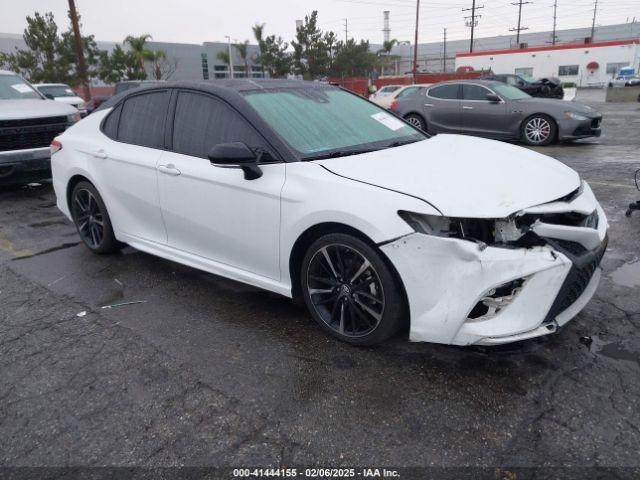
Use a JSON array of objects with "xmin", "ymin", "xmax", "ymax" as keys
[
  {"xmin": 377, "ymin": 38, "xmax": 398, "ymax": 76},
  {"xmin": 216, "ymin": 50, "xmax": 230, "ymax": 77},
  {"xmin": 234, "ymin": 40, "xmax": 250, "ymax": 78},
  {"xmin": 124, "ymin": 34, "xmax": 155, "ymax": 72}
]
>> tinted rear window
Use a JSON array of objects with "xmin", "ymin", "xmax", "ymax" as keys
[
  {"xmin": 102, "ymin": 104, "xmax": 121, "ymax": 139},
  {"xmin": 428, "ymin": 84, "xmax": 459, "ymax": 100},
  {"xmin": 117, "ymin": 91, "xmax": 169, "ymax": 148}
]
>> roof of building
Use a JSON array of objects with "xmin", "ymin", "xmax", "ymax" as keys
[{"xmin": 456, "ymin": 38, "xmax": 640, "ymax": 58}]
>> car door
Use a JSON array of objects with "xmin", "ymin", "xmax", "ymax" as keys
[
  {"xmin": 423, "ymin": 84, "xmax": 461, "ymax": 133},
  {"xmin": 459, "ymin": 83, "xmax": 508, "ymax": 138},
  {"xmin": 94, "ymin": 90, "xmax": 170, "ymax": 244},
  {"xmin": 156, "ymin": 90, "xmax": 285, "ymax": 280}
]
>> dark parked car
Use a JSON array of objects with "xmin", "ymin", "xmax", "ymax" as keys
[
  {"xmin": 392, "ymin": 80, "xmax": 601, "ymax": 146},
  {"xmin": 483, "ymin": 73, "xmax": 564, "ymax": 99},
  {"xmin": 114, "ymin": 80, "xmax": 165, "ymax": 95}
]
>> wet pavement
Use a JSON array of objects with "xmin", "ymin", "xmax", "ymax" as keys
[{"xmin": 0, "ymin": 100, "xmax": 639, "ymax": 471}]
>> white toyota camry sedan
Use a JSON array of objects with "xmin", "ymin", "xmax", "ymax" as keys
[{"xmin": 51, "ymin": 80, "xmax": 608, "ymax": 346}]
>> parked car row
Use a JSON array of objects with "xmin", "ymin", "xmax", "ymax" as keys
[
  {"xmin": 389, "ymin": 79, "xmax": 602, "ymax": 146},
  {"xmin": 48, "ymin": 79, "xmax": 608, "ymax": 348}
]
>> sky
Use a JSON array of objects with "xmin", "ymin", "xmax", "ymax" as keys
[{"xmin": 2, "ymin": 0, "xmax": 639, "ymax": 47}]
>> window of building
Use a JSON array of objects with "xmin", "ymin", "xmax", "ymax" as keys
[
  {"xmin": 117, "ymin": 91, "xmax": 170, "ymax": 148},
  {"xmin": 201, "ymin": 53, "xmax": 209, "ymax": 80},
  {"xmin": 558, "ymin": 65, "xmax": 579, "ymax": 76},
  {"xmin": 172, "ymin": 91, "xmax": 268, "ymax": 159},
  {"xmin": 514, "ymin": 67, "xmax": 533, "ymax": 80},
  {"xmin": 606, "ymin": 62, "xmax": 630, "ymax": 75}
]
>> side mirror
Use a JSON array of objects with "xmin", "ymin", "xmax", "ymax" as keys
[
  {"xmin": 44, "ymin": 93, "xmax": 55, "ymax": 100},
  {"xmin": 486, "ymin": 93, "xmax": 502, "ymax": 103},
  {"xmin": 208, "ymin": 142, "xmax": 263, "ymax": 180},
  {"xmin": 517, "ymin": 81, "xmax": 525, "ymax": 87}
]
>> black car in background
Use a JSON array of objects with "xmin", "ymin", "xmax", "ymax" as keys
[{"xmin": 483, "ymin": 73, "xmax": 564, "ymax": 99}]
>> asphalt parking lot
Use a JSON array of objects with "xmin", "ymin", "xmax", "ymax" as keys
[{"xmin": 1, "ymin": 98, "xmax": 639, "ymax": 472}]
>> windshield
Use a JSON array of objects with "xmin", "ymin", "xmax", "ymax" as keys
[
  {"xmin": 37, "ymin": 85, "xmax": 76, "ymax": 98},
  {"xmin": 0, "ymin": 74, "xmax": 42, "ymax": 100},
  {"xmin": 494, "ymin": 84, "xmax": 531, "ymax": 100},
  {"xmin": 244, "ymin": 88, "xmax": 425, "ymax": 160}
]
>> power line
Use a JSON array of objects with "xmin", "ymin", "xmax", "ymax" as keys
[
  {"xmin": 510, "ymin": 0, "xmax": 532, "ymax": 46},
  {"xmin": 463, "ymin": 0, "xmax": 484, "ymax": 52}
]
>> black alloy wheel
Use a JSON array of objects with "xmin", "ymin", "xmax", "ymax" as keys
[
  {"xmin": 71, "ymin": 181, "xmax": 122, "ymax": 254},
  {"xmin": 301, "ymin": 233, "xmax": 405, "ymax": 345}
]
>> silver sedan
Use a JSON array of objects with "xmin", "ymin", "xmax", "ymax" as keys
[{"xmin": 390, "ymin": 79, "xmax": 602, "ymax": 146}]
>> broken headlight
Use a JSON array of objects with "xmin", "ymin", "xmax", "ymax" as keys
[{"xmin": 398, "ymin": 211, "xmax": 525, "ymax": 246}]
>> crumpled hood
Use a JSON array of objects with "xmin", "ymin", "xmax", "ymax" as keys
[
  {"xmin": 318, "ymin": 134, "xmax": 581, "ymax": 218},
  {"xmin": 0, "ymin": 99, "xmax": 77, "ymax": 120}
]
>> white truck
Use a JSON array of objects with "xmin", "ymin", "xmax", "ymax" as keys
[{"xmin": 0, "ymin": 70, "xmax": 80, "ymax": 186}]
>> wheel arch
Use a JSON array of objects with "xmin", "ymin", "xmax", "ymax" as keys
[
  {"xmin": 288, "ymin": 222, "xmax": 409, "ymax": 330},
  {"xmin": 403, "ymin": 111, "xmax": 427, "ymax": 129},
  {"xmin": 66, "ymin": 174, "xmax": 93, "ymax": 213}
]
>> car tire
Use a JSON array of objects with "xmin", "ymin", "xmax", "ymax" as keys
[
  {"xmin": 521, "ymin": 114, "xmax": 557, "ymax": 146},
  {"xmin": 71, "ymin": 181, "xmax": 123, "ymax": 254},
  {"xmin": 300, "ymin": 233, "xmax": 405, "ymax": 346},
  {"xmin": 404, "ymin": 113, "xmax": 427, "ymax": 132}
]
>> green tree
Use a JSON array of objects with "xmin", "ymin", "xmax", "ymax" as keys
[
  {"xmin": 329, "ymin": 39, "xmax": 376, "ymax": 77},
  {"xmin": 252, "ymin": 22, "xmax": 291, "ymax": 78},
  {"xmin": 216, "ymin": 50, "xmax": 230, "ymax": 69},
  {"xmin": 291, "ymin": 11, "xmax": 332, "ymax": 79},
  {"xmin": 377, "ymin": 38, "xmax": 398, "ymax": 75},
  {"xmin": 1, "ymin": 11, "xmax": 101, "ymax": 84},
  {"xmin": 234, "ymin": 40, "xmax": 250, "ymax": 77},
  {"xmin": 124, "ymin": 34, "xmax": 154, "ymax": 73}
]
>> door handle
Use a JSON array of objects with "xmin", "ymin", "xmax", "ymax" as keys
[
  {"xmin": 90, "ymin": 149, "xmax": 108, "ymax": 159},
  {"xmin": 424, "ymin": 103, "xmax": 434, "ymax": 107},
  {"xmin": 157, "ymin": 164, "xmax": 181, "ymax": 176},
  {"xmin": 462, "ymin": 106, "xmax": 474, "ymax": 110}
]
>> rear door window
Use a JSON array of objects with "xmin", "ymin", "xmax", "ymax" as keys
[
  {"xmin": 428, "ymin": 84, "xmax": 460, "ymax": 100},
  {"xmin": 172, "ymin": 91, "xmax": 269, "ymax": 159},
  {"xmin": 117, "ymin": 90, "xmax": 170, "ymax": 148}
]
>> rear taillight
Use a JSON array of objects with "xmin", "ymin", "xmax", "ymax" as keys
[
  {"xmin": 50, "ymin": 139, "xmax": 62, "ymax": 154},
  {"xmin": 389, "ymin": 100, "xmax": 398, "ymax": 110}
]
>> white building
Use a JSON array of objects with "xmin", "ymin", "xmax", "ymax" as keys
[{"xmin": 455, "ymin": 39, "xmax": 640, "ymax": 86}]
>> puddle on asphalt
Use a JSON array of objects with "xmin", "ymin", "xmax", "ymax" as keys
[
  {"xmin": 584, "ymin": 335, "xmax": 640, "ymax": 367},
  {"xmin": 609, "ymin": 260, "xmax": 640, "ymax": 288}
]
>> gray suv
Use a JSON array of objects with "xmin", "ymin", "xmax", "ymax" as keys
[
  {"xmin": 391, "ymin": 80, "xmax": 602, "ymax": 146},
  {"xmin": 0, "ymin": 70, "xmax": 80, "ymax": 185}
]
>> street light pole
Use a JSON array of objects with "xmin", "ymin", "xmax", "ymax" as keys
[{"xmin": 225, "ymin": 35, "xmax": 234, "ymax": 79}]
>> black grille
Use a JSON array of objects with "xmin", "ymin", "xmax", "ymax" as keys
[
  {"xmin": 0, "ymin": 116, "xmax": 67, "ymax": 128},
  {"xmin": 591, "ymin": 118, "xmax": 601, "ymax": 129},
  {"xmin": 547, "ymin": 239, "xmax": 587, "ymax": 256},
  {"xmin": 0, "ymin": 117, "xmax": 67, "ymax": 152},
  {"xmin": 544, "ymin": 236, "xmax": 607, "ymax": 322}
]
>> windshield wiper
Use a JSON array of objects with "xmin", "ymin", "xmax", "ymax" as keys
[
  {"xmin": 303, "ymin": 149, "xmax": 377, "ymax": 161},
  {"xmin": 384, "ymin": 138, "xmax": 422, "ymax": 149}
]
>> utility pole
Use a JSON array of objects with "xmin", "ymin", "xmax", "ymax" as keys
[
  {"xmin": 551, "ymin": 0, "xmax": 558, "ymax": 45},
  {"xmin": 412, "ymin": 0, "xmax": 420, "ymax": 84},
  {"xmin": 442, "ymin": 28, "xmax": 447, "ymax": 73},
  {"xmin": 463, "ymin": 1, "xmax": 484, "ymax": 53},
  {"xmin": 510, "ymin": 0, "xmax": 532, "ymax": 47},
  {"xmin": 67, "ymin": 0, "xmax": 90, "ymax": 101},
  {"xmin": 225, "ymin": 35, "xmax": 234, "ymax": 79},
  {"xmin": 344, "ymin": 18, "xmax": 348, "ymax": 43},
  {"xmin": 590, "ymin": 0, "xmax": 598, "ymax": 42}
]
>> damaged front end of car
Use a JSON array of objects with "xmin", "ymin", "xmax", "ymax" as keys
[{"xmin": 381, "ymin": 181, "xmax": 608, "ymax": 346}]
